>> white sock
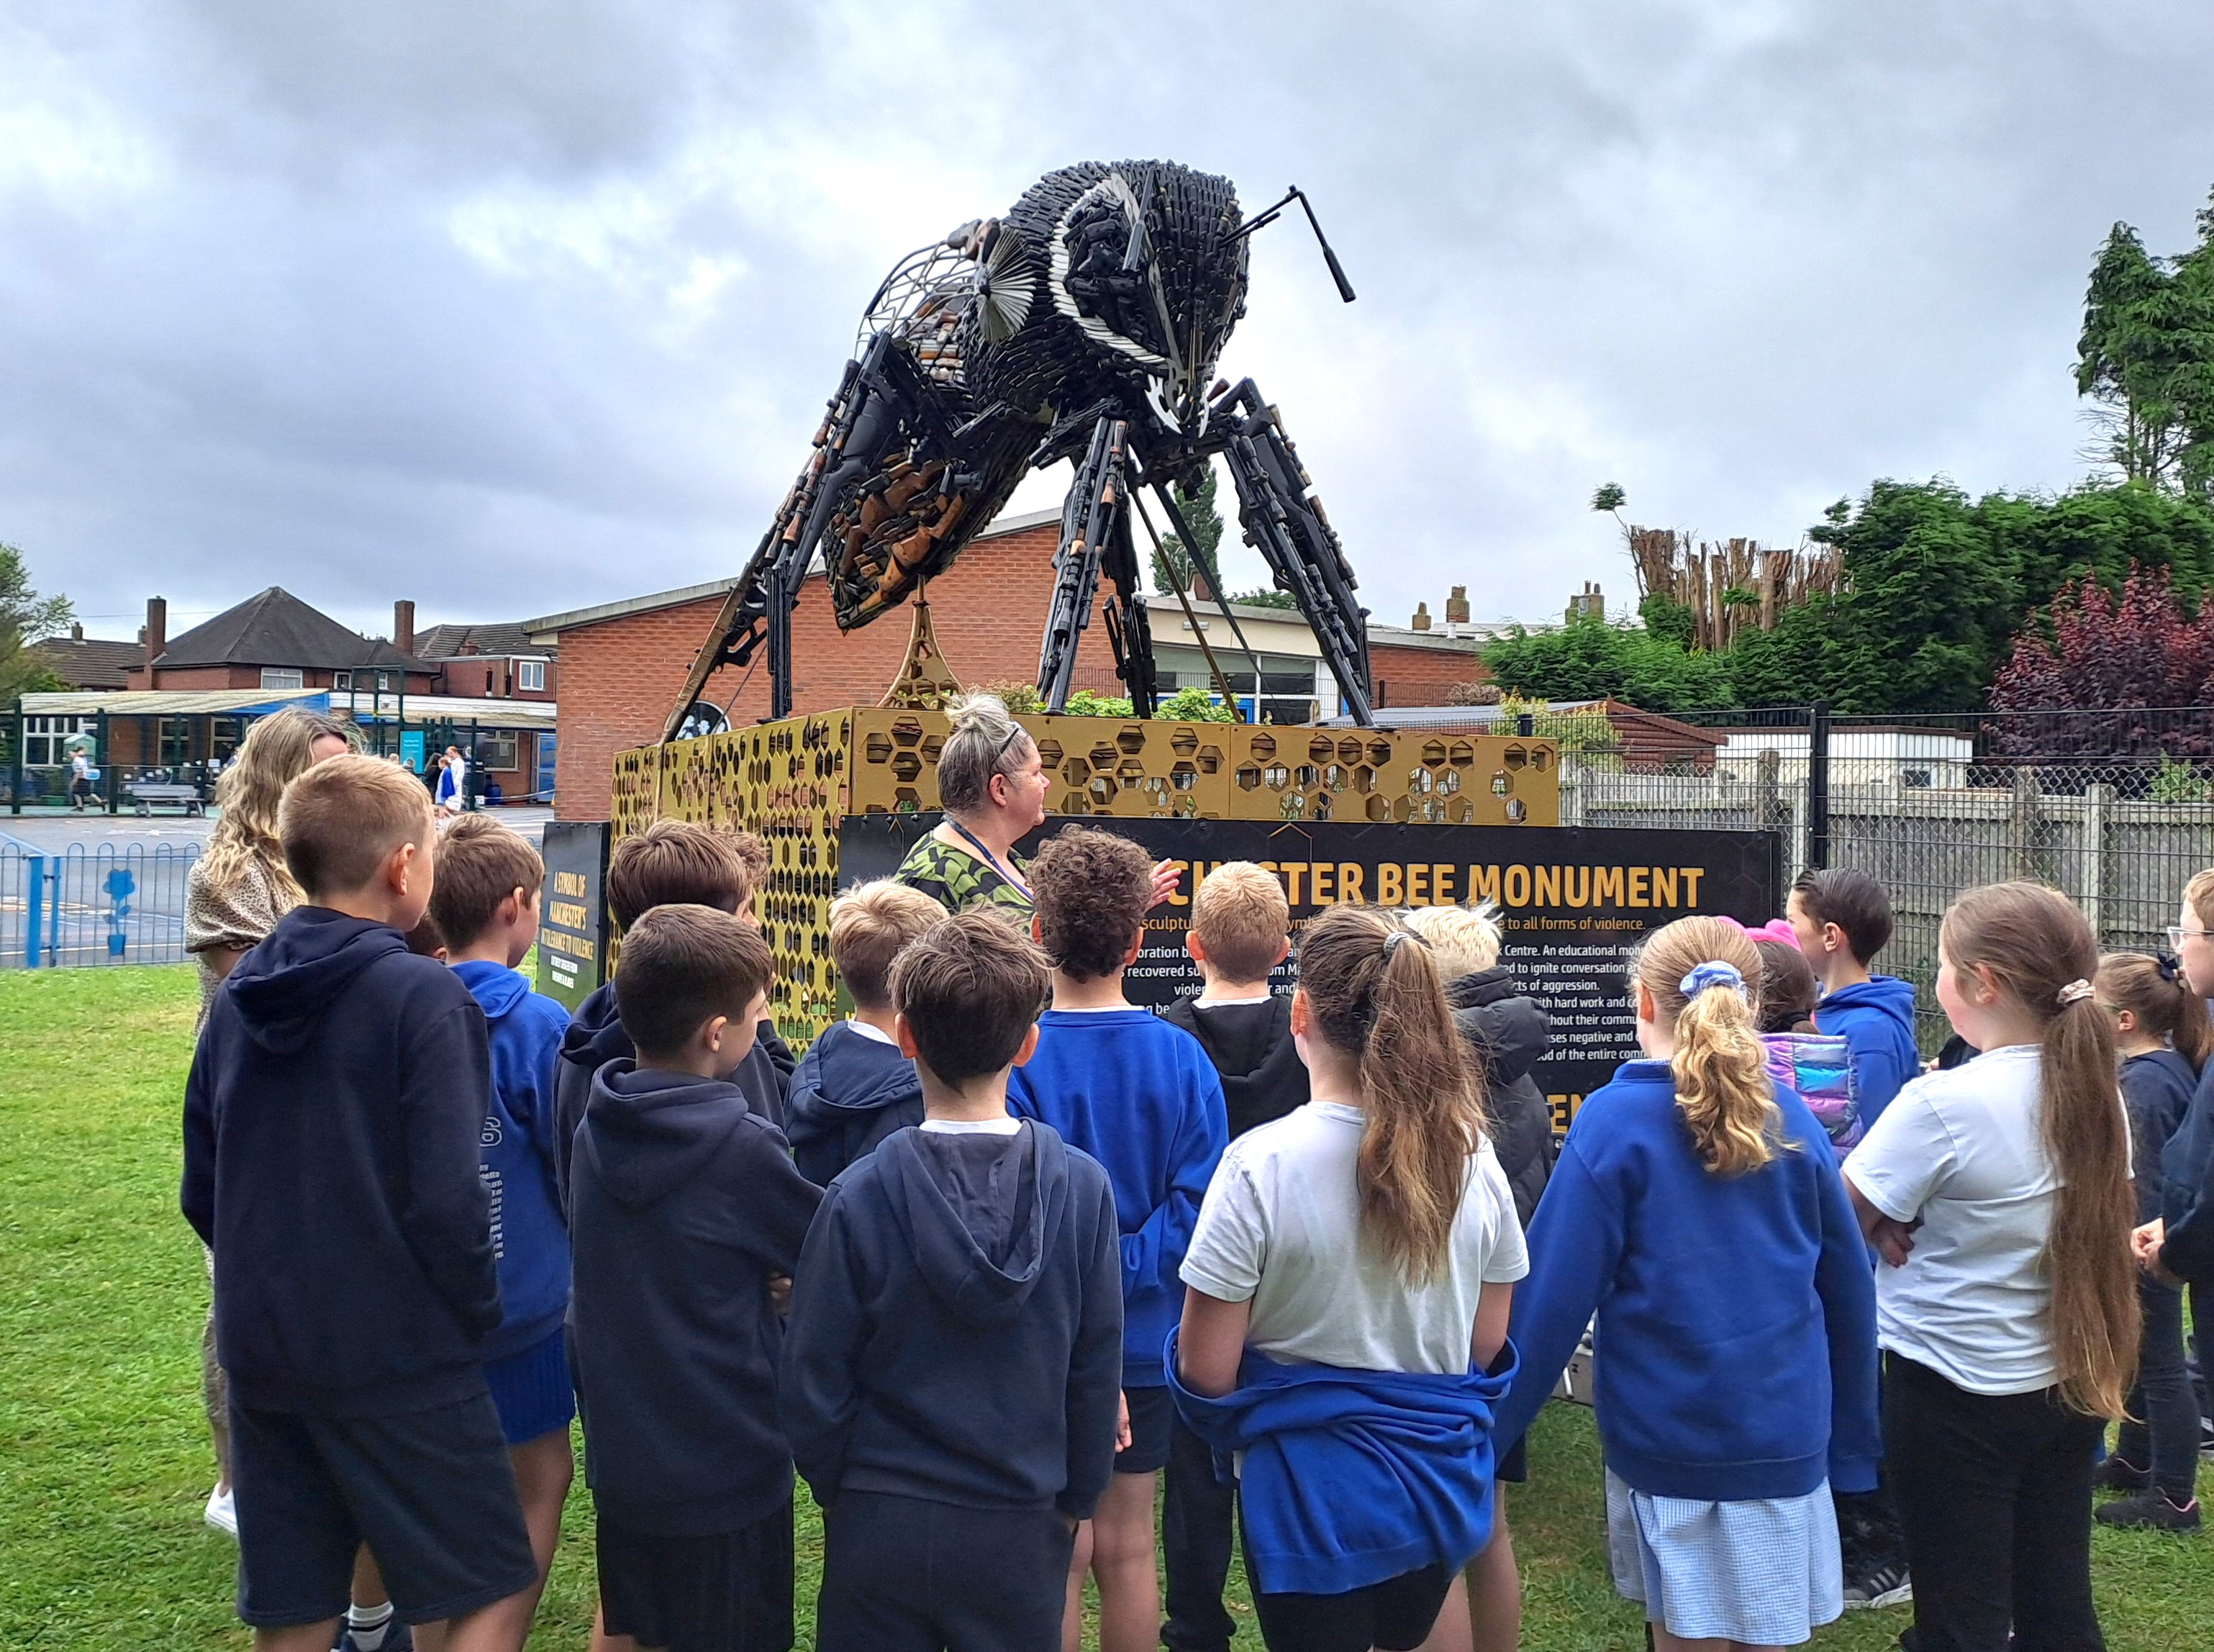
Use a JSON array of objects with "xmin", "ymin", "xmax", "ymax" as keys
[{"xmin": 347, "ymin": 1601, "xmax": 394, "ymax": 1649}]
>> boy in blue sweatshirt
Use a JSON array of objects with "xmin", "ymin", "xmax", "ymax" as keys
[
  {"xmin": 1787, "ymin": 867, "xmax": 1921, "ymax": 1130},
  {"xmin": 183, "ymin": 755, "xmax": 535, "ymax": 1651},
  {"xmin": 780, "ymin": 908, "xmax": 1125, "ymax": 1652},
  {"xmin": 426, "ymin": 814, "xmax": 576, "ymax": 1645},
  {"xmin": 1787, "ymin": 866, "xmax": 1920, "ymax": 1608},
  {"xmin": 569, "ymin": 904, "xmax": 822, "ymax": 1652},
  {"xmin": 553, "ymin": 820, "xmax": 792, "ymax": 1214},
  {"xmin": 786, "ymin": 879, "xmax": 941, "ymax": 1185},
  {"xmin": 1007, "ymin": 827, "xmax": 1228, "ymax": 1652}
]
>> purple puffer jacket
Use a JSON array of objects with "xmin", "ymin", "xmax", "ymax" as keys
[{"xmin": 1761, "ymin": 1030, "xmax": 1860, "ymax": 1157}]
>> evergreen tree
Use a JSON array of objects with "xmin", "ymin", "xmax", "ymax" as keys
[{"xmin": 1151, "ymin": 464, "xmax": 1225, "ymax": 596}]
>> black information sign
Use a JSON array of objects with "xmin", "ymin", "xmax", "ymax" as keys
[
  {"xmin": 536, "ymin": 820, "xmax": 612, "ymax": 1015},
  {"xmin": 840, "ymin": 814, "xmax": 1783, "ymax": 1129}
]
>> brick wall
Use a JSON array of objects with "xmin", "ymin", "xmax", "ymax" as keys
[
  {"xmin": 553, "ymin": 523, "xmax": 1127, "ymax": 819},
  {"xmin": 1369, "ymin": 642, "xmax": 1487, "ymax": 709}
]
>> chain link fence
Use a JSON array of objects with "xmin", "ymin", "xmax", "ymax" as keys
[{"xmin": 1546, "ymin": 706, "xmax": 2214, "ymax": 1050}]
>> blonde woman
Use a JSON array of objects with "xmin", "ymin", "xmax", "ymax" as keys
[
  {"xmin": 1491, "ymin": 917, "xmax": 1879, "ymax": 1652},
  {"xmin": 184, "ymin": 707, "xmax": 352, "ymax": 1534}
]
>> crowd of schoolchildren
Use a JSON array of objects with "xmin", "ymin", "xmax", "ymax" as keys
[{"xmin": 179, "ymin": 699, "xmax": 2214, "ymax": 1652}]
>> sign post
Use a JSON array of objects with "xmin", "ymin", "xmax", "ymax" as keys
[{"xmin": 535, "ymin": 820, "xmax": 611, "ymax": 1014}]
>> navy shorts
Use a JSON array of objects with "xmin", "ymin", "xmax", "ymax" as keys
[
  {"xmin": 484, "ymin": 1328, "xmax": 575, "ymax": 1446},
  {"xmin": 228, "ymin": 1394, "xmax": 536, "ymax": 1628},
  {"xmin": 1117, "ymin": 1384, "xmax": 1174, "ymax": 1475},
  {"xmin": 597, "ymin": 1499, "xmax": 794, "ymax": 1652}
]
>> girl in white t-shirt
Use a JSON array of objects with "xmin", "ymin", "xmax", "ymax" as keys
[
  {"xmin": 1843, "ymin": 881, "xmax": 2138, "ymax": 1652},
  {"xmin": 1174, "ymin": 905, "xmax": 1527, "ymax": 1652}
]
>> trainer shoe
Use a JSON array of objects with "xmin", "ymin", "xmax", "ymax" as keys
[
  {"xmin": 202, "ymin": 1484, "xmax": 237, "ymax": 1537},
  {"xmin": 1843, "ymin": 1557, "xmax": 1913, "ymax": 1610},
  {"xmin": 2095, "ymin": 1489, "xmax": 2202, "ymax": 1532},
  {"xmin": 2092, "ymin": 1453, "xmax": 2152, "ymax": 1492},
  {"xmin": 334, "ymin": 1617, "xmax": 414, "ymax": 1652}
]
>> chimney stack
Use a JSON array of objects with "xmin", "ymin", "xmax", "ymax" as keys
[
  {"xmin": 393, "ymin": 599, "xmax": 416, "ymax": 658},
  {"xmin": 71, "ymin": 622, "xmax": 84, "ymax": 642},
  {"xmin": 1411, "ymin": 600, "xmax": 1432, "ymax": 632},
  {"xmin": 1446, "ymin": 584, "xmax": 1470, "ymax": 635},
  {"xmin": 145, "ymin": 596, "xmax": 168, "ymax": 670}
]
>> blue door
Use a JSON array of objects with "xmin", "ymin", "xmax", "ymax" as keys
[{"xmin": 535, "ymin": 732, "xmax": 558, "ymax": 802}]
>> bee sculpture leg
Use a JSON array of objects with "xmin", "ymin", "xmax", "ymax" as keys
[
  {"xmin": 661, "ymin": 334, "xmax": 920, "ymax": 738},
  {"xmin": 1035, "ymin": 414, "xmax": 1160, "ymax": 715},
  {"xmin": 1207, "ymin": 378, "xmax": 1376, "ymax": 727}
]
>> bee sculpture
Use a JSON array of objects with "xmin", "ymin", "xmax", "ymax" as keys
[{"xmin": 663, "ymin": 159, "xmax": 1375, "ymax": 739}]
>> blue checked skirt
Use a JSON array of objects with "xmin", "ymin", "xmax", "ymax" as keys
[{"xmin": 1604, "ymin": 1471, "xmax": 1844, "ymax": 1646}]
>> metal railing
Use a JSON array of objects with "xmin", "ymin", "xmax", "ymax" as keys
[{"xmin": 0, "ymin": 837, "xmax": 201, "ymax": 968}]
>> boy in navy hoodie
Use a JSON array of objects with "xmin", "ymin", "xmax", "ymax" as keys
[
  {"xmin": 568, "ymin": 904, "xmax": 822, "ymax": 1652},
  {"xmin": 780, "ymin": 908, "xmax": 1125, "ymax": 1652},
  {"xmin": 1156, "ymin": 861, "xmax": 1305, "ymax": 1652},
  {"xmin": 1008, "ymin": 827, "xmax": 1228, "ymax": 1652},
  {"xmin": 553, "ymin": 820, "xmax": 791, "ymax": 1213},
  {"xmin": 786, "ymin": 879, "xmax": 942, "ymax": 1184},
  {"xmin": 183, "ymin": 755, "xmax": 535, "ymax": 1651},
  {"xmin": 426, "ymin": 814, "xmax": 576, "ymax": 1644}
]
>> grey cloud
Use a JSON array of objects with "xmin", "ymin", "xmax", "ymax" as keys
[{"xmin": 4, "ymin": 0, "xmax": 2213, "ymax": 643}]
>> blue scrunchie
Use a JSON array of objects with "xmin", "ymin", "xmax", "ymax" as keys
[{"xmin": 1679, "ymin": 960, "xmax": 1747, "ymax": 1001}]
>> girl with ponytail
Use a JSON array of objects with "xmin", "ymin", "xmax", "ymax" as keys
[
  {"xmin": 1171, "ymin": 906, "xmax": 1528, "ymax": 1652},
  {"xmin": 1490, "ymin": 915, "xmax": 1880, "ymax": 1652},
  {"xmin": 2089, "ymin": 950, "xmax": 2205, "ymax": 1527},
  {"xmin": 1842, "ymin": 882, "xmax": 2140, "ymax": 1649}
]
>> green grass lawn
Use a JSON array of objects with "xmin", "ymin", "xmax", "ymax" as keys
[{"xmin": 2, "ymin": 964, "xmax": 2208, "ymax": 1648}]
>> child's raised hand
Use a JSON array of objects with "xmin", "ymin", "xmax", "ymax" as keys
[{"xmin": 1147, "ymin": 859, "xmax": 1181, "ymax": 912}]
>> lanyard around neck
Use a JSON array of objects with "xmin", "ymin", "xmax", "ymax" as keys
[{"xmin": 949, "ymin": 817, "xmax": 1030, "ymax": 895}]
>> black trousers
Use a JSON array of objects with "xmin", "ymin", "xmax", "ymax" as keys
[
  {"xmin": 814, "ymin": 1492, "xmax": 1074, "ymax": 1652},
  {"xmin": 2115, "ymin": 1274, "xmax": 2198, "ymax": 1500},
  {"xmin": 1886, "ymin": 1354, "xmax": 2105, "ymax": 1652},
  {"xmin": 1161, "ymin": 1413, "xmax": 1238, "ymax": 1652}
]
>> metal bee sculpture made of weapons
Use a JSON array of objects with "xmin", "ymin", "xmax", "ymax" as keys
[{"xmin": 663, "ymin": 159, "xmax": 1374, "ymax": 740}]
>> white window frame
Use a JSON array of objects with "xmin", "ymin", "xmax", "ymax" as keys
[
  {"xmin": 22, "ymin": 714, "xmax": 94, "ymax": 767},
  {"xmin": 515, "ymin": 659, "xmax": 547, "ymax": 692},
  {"xmin": 260, "ymin": 668, "xmax": 305, "ymax": 690},
  {"xmin": 475, "ymin": 733, "xmax": 520, "ymax": 771},
  {"xmin": 332, "ymin": 671, "xmax": 353, "ymax": 690}
]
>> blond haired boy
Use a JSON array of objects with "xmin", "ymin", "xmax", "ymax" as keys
[
  {"xmin": 183, "ymin": 755, "xmax": 535, "ymax": 1651},
  {"xmin": 787, "ymin": 879, "xmax": 945, "ymax": 1184}
]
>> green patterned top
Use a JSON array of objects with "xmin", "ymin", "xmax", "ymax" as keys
[{"xmin": 894, "ymin": 830, "xmax": 1035, "ymax": 920}]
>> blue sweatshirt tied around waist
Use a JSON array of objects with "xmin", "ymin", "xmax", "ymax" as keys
[
  {"xmin": 1492, "ymin": 1058, "xmax": 1881, "ymax": 1503},
  {"xmin": 1166, "ymin": 1333, "xmax": 1515, "ymax": 1597},
  {"xmin": 450, "ymin": 960, "xmax": 573, "ymax": 1361},
  {"xmin": 1007, "ymin": 1007, "xmax": 1228, "ymax": 1386}
]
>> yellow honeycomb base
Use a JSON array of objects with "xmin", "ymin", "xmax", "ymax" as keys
[{"xmin": 612, "ymin": 708, "xmax": 1559, "ymax": 1045}]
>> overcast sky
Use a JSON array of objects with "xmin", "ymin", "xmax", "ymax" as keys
[{"xmin": 5, "ymin": 1, "xmax": 2213, "ymax": 649}]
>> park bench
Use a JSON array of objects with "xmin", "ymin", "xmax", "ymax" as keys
[{"xmin": 124, "ymin": 781, "xmax": 206, "ymax": 817}]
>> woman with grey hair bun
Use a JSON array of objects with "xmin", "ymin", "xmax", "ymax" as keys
[{"xmin": 894, "ymin": 693, "xmax": 1053, "ymax": 916}]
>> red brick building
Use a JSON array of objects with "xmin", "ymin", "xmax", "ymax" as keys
[{"xmin": 527, "ymin": 508, "xmax": 1493, "ymax": 820}]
